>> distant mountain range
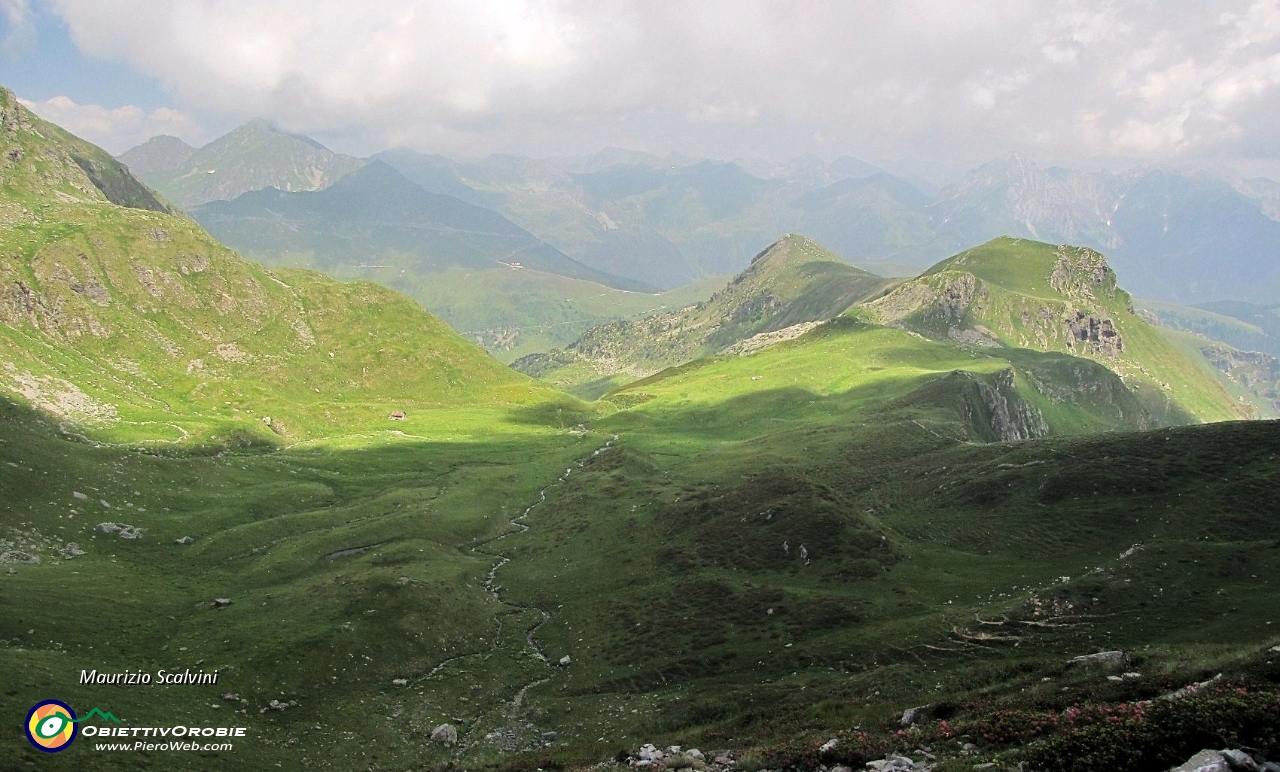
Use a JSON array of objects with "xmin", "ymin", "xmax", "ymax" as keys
[
  {"xmin": 119, "ymin": 124, "xmax": 1280, "ymax": 350},
  {"xmin": 376, "ymin": 148, "xmax": 1280, "ymax": 304}
]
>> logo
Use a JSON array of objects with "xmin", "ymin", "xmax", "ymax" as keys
[{"xmin": 25, "ymin": 700, "xmax": 77, "ymax": 753}]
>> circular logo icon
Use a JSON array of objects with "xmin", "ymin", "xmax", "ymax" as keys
[{"xmin": 25, "ymin": 700, "xmax": 77, "ymax": 753}]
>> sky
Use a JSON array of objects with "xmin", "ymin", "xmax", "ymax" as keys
[{"xmin": 4, "ymin": 0, "xmax": 1280, "ymax": 176}]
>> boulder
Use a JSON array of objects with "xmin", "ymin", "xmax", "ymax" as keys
[
  {"xmin": 901, "ymin": 705, "xmax": 930, "ymax": 726},
  {"xmin": 211, "ymin": 598, "xmax": 232, "ymax": 608},
  {"xmin": 637, "ymin": 743, "xmax": 664, "ymax": 761},
  {"xmin": 1166, "ymin": 749, "xmax": 1233, "ymax": 772},
  {"xmin": 1223, "ymin": 750, "xmax": 1260, "ymax": 771},
  {"xmin": 175, "ymin": 536, "xmax": 194, "ymax": 545},
  {"xmin": 431, "ymin": 723, "xmax": 458, "ymax": 746},
  {"xmin": 96, "ymin": 522, "xmax": 144, "ymax": 539},
  {"xmin": 559, "ymin": 655, "xmax": 572, "ymax": 666}
]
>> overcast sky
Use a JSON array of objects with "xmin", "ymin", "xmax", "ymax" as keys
[{"xmin": 4, "ymin": 0, "xmax": 1280, "ymax": 175}]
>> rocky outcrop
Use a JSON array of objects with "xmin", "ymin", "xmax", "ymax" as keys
[
  {"xmin": 1050, "ymin": 244, "xmax": 1118, "ymax": 302},
  {"xmin": 1064, "ymin": 309, "xmax": 1123, "ymax": 358},
  {"xmin": 976, "ymin": 369, "xmax": 1049, "ymax": 442}
]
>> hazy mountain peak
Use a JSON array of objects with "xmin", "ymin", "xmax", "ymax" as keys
[
  {"xmin": 117, "ymin": 134, "xmax": 195, "ymax": 180},
  {"xmin": 119, "ymin": 120, "xmax": 364, "ymax": 207}
]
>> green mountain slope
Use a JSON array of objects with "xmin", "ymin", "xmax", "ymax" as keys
[
  {"xmin": 856, "ymin": 236, "xmax": 1246, "ymax": 423},
  {"xmin": 512, "ymin": 235, "xmax": 896, "ymax": 397},
  {"xmin": 119, "ymin": 120, "xmax": 364, "ymax": 208},
  {"xmin": 189, "ymin": 161, "xmax": 689, "ymax": 360},
  {"xmin": 0, "ymin": 89, "xmax": 556, "ymax": 445}
]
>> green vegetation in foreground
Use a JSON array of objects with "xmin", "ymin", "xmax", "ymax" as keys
[
  {"xmin": 0, "ymin": 397, "xmax": 603, "ymax": 770},
  {"xmin": 5, "ymin": 88, "xmax": 1280, "ymax": 772},
  {"xmin": 513, "ymin": 234, "xmax": 896, "ymax": 398},
  {"xmin": 489, "ymin": 394, "xmax": 1280, "ymax": 771}
]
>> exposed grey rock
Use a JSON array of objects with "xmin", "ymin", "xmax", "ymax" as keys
[
  {"xmin": 95, "ymin": 522, "xmax": 143, "ymax": 539},
  {"xmin": 0, "ymin": 550, "xmax": 39, "ymax": 564},
  {"xmin": 259, "ymin": 699, "xmax": 298, "ymax": 714},
  {"xmin": 979, "ymin": 368, "xmax": 1049, "ymax": 441},
  {"xmin": 72, "ymin": 491, "xmax": 88, "ymax": 500},
  {"xmin": 391, "ymin": 678, "xmax": 407, "ymax": 686},
  {"xmin": 430, "ymin": 723, "xmax": 457, "ymax": 746},
  {"xmin": 61, "ymin": 543, "xmax": 84, "ymax": 558},
  {"xmin": 211, "ymin": 598, "xmax": 231, "ymax": 608},
  {"xmin": 901, "ymin": 705, "xmax": 930, "ymax": 725},
  {"xmin": 1067, "ymin": 650, "xmax": 1128, "ymax": 670},
  {"xmin": 1166, "ymin": 749, "xmax": 1232, "ymax": 772},
  {"xmin": 1223, "ymin": 749, "xmax": 1260, "ymax": 771},
  {"xmin": 686, "ymin": 749, "xmax": 705, "ymax": 761},
  {"xmin": 819, "ymin": 737, "xmax": 838, "ymax": 752},
  {"xmin": 637, "ymin": 743, "xmax": 663, "ymax": 761},
  {"xmin": 1162, "ymin": 673, "xmax": 1223, "ymax": 701},
  {"xmin": 175, "ymin": 536, "xmax": 194, "ymax": 544},
  {"xmin": 541, "ymin": 731, "xmax": 558, "ymax": 742},
  {"xmin": 559, "ymin": 655, "xmax": 572, "ymax": 666}
]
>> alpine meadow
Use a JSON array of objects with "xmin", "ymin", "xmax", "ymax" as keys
[{"xmin": 4, "ymin": 5, "xmax": 1280, "ymax": 771}]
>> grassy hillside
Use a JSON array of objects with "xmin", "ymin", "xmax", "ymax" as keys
[
  {"xmin": 1, "ymin": 88, "xmax": 563, "ymax": 446},
  {"xmin": 190, "ymin": 162, "xmax": 690, "ymax": 359},
  {"xmin": 513, "ymin": 235, "xmax": 896, "ymax": 397},
  {"xmin": 857, "ymin": 237, "xmax": 1246, "ymax": 424}
]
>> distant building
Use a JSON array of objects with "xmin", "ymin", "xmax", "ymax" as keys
[{"xmin": 388, "ymin": 410, "xmax": 406, "ymax": 421}]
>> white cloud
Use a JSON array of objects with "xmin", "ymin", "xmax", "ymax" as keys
[
  {"xmin": 2, "ymin": 0, "xmax": 34, "ymax": 57},
  {"xmin": 36, "ymin": 0, "xmax": 1280, "ymax": 165},
  {"xmin": 18, "ymin": 95, "xmax": 203, "ymax": 153}
]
